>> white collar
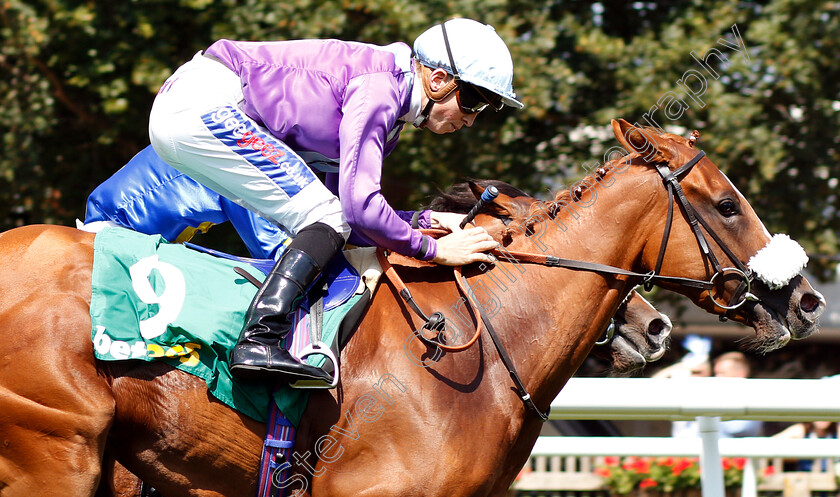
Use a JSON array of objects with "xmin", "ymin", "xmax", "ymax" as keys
[{"xmin": 399, "ymin": 69, "xmax": 426, "ymax": 128}]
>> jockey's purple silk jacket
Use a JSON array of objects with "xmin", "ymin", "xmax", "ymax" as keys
[{"xmin": 206, "ymin": 38, "xmax": 435, "ymax": 260}]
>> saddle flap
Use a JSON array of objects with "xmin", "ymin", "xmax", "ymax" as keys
[
  {"xmin": 184, "ymin": 242, "xmax": 360, "ymax": 311},
  {"xmin": 303, "ymin": 252, "xmax": 360, "ymax": 312}
]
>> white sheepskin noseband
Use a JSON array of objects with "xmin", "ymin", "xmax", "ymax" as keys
[{"xmin": 747, "ymin": 234, "xmax": 808, "ymax": 290}]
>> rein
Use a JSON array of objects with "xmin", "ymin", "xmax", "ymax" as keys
[{"xmin": 492, "ymin": 150, "xmax": 758, "ymax": 312}]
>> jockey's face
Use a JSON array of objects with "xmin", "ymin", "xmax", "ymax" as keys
[{"xmin": 421, "ymin": 69, "xmax": 479, "ymax": 134}]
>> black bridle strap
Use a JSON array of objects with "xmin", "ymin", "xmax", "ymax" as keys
[
  {"xmin": 461, "ymin": 274, "xmax": 550, "ymax": 422},
  {"xmin": 493, "ymin": 149, "xmax": 758, "ymax": 301},
  {"xmin": 492, "ymin": 249, "xmax": 714, "ymax": 291},
  {"xmin": 656, "ymin": 149, "xmax": 749, "ymax": 275},
  {"xmin": 671, "ymin": 150, "xmax": 706, "ymax": 178},
  {"xmin": 692, "ymin": 208, "xmax": 751, "ymax": 274},
  {"xmin": 655, "ymin": 152, "xmax": 723, "ymax": 274},
  {"xmin": 648, "ymin": 184, "xmax": 674, "ymax": 291},
  {"xmin": 654, "ymin": 150, "xmax": 754, "ymax": 311}
]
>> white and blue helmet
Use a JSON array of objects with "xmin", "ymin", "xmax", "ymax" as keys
[{"xmin": 413, "ymin": 18, "xmax": 524, "ymax": 110}]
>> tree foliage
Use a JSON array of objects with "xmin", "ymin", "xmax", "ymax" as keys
[{"xmin": 2, "ymin": 0, "xmax": 838, "ymax": 275}]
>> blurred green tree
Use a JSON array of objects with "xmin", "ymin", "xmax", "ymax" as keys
[{"xmin": 1, "ymin": 0, "xmax": 837, "ymax": 274}]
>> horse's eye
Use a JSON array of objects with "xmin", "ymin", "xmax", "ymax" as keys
[{"xmin": 718, "ymin": 199, "xmax": 738, "ymax": 217}]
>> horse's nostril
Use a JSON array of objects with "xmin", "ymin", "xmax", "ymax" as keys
[
  {"xmin": 648, "ymin": 319, "xmax": 665, "ymax": 336},
  {"xmin": 800, "ymin": 293, "xmax": 823, "ymax": 314}
]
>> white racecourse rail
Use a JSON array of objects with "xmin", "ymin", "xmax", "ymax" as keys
[{"xmin": 534, "ymin": 377, "xmax": 840, "ymax": 497}]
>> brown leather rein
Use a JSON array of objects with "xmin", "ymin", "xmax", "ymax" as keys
[{"xmin": 375, "ymin": 247, "xmax": 484, "ymax": 352}]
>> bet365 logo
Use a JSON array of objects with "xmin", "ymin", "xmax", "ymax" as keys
[{"xmin": 94, "ymin": 255, "xmax": 200, "ymax": 366}]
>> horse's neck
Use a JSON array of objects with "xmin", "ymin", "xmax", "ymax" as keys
[{"xmin": 490, "ymin": 167, "xmax": 658, "ymax": 406}]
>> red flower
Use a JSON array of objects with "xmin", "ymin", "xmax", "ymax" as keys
[
  {"xmin": 659, "ymin": 457, "xmax": 675, "ymax": 467},
  {"xmin": 722, "ymin": 458, "xmax": 732, "ymax": 470},
  {"xmin": 623, "ymin": 456, "xmax": 639, "ymax": 470},
  {"xmin": 631, "ymin": 458, "xmax": 652, "ymax": 473},
  {"xmin": 595, "ymin": 467, "xmax": 612, "ymax": 478},
  {"xmin": 639, "ymin": 478, "xmax": 659, "ymax": 489},
  {"xmin": 733, "ymin": 458, "xmax": 747, "ymax": 470},
  {"xmin": 763, "ymin": 466, "xmax": 776, "ymax": 476},
  {"xmin": 672, "ymin": 458, "xmax": 694, "ymax": 476},
  {"xmin": 604, "ymin": 456, "xmax": 620, "ymax": 467}
]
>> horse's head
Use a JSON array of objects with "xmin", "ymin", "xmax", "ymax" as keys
[
  {"xmin": 585, "ymin": 290, "xmax": 672, "ymax": 376},
  {"xmin": 606, "ymin": 291, "xmax": 672, "ymax": 375},
  {"xmin": 610, "ymin": 118, "xmax": 825, "ymax": 352},
  {"xmin": 433, "ymin": 179, "xmax": 672, "ymax": 372}
]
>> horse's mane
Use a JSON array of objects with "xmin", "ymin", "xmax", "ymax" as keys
[
  {"xmin": 523, "ymin": 127, "xmax": 696, "ymax": 230},
  {"xmin": 428, "ymin": 179, "xmax": 529, "ymax": 213}
]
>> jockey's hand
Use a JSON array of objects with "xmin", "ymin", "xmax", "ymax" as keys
[
  {"xmin": 429, "ymin": 211, "xmax": 467, "ymax": 232},
  {"xmin": 432, "ymin": 226, "xmax": 498, "ymax": 266}
]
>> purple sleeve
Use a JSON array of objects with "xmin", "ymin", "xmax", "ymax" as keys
[
  {"xmin": 394, "ymin": 209, "xmax": 432, "ymax": 228},
  {"xmin": 337, "ymin": 73, "xmax": 436, "ymax": 260},
  {"xmin": 326, "ymin": 177, "xmax": 433, "ymax": 229}
]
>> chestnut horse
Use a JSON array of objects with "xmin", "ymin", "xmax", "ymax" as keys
[
  {"xmin": 105, "ymin": 179, "xmax": 672, "ymax": 497},
  {"xmin": 0, "ymin": 120, "xmax": 824, "ymax": 497}
]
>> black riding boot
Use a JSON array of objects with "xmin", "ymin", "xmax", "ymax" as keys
[{"xmin": 230, "ymin": 223, "xmax": 343, "ymax": 382}]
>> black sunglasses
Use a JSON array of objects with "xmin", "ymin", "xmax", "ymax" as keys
[
  {"xmin": 440, "ymin": 21, "xmax": 504, "ymax": 114},
  {"xmin": 457, "ymin": 81, "xmax": 503, "ymax": 114}
]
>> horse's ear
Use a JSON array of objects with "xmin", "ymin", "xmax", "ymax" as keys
[
  {"xmin": 467, "ymin": 180, "xmax": 522, "ymax": 218},
  {"xmin": 467, "ymin": 180, "xmax": 485, "ymax": 200},
  {"xmin": 485, "ymin": 192, "xmax": 523, "ymax": 218},
  {"xmin": 611, "ymin": 118, "xmax": 673, "ymax": 163}
]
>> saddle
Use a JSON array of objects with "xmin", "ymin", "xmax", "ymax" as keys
[{"xmin": 184, "ymin": 242, "xmax": 373, "ymax": 389}]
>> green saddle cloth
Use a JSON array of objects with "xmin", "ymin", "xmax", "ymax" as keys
[{"xmin": 90, "ymin": 227, "xmax": 361, "ymax": 426}]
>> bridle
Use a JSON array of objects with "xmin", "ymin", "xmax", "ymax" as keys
[
  {"xmin": 649, "ymin": 150, "xmax": 758, "ymax": 313},
  {"xmin": 496, "ymin": 150, "xmax": 760, "ymax": 313},
  {"xmin": 382, "ymin": 149, "xmax": 762, "ymax": 421}
]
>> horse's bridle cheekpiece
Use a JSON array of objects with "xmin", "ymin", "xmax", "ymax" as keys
[{"xmin": 650, "ymin": 150, "xmax": 806, "ymax": 316}]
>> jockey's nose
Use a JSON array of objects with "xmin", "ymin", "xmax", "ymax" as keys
[{"xmin": 464, "ymin": 113, "xmax": 478, "ymax": 127}]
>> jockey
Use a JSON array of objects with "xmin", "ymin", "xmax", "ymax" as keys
[
  {"xmin": 147, "ymin": 18, "xmax": 524, "ymax": 384},
  {"xmin": 81, "ymin": 145, "xmax": 291, "ymax": 260}
]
